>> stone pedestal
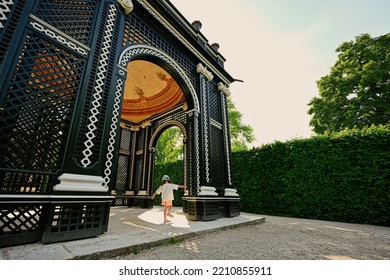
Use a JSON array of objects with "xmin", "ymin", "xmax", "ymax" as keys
[{"xmin": 183, "ymin": 196, "xmax": 240, "ymax": 221}]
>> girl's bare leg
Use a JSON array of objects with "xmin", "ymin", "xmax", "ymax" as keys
[
  {"xmin": 167, "ymin": 206, "xmax": 174, "ymax": 218},
  {"xmin": 164, "ymin": 206, "xmax": 170, "ymax": 222}
]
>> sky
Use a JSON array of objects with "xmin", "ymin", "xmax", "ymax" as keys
[{"xmin": 170, "ymin": 0, "xmax": 390, "ymax": 147}]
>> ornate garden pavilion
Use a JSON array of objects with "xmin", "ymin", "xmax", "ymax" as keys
[{"xmin": 0, "ymin": 0, "xmax": 239, "ymax": 247}]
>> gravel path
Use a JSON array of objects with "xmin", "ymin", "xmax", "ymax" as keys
[{"xmin": 111, "ymin": 215, "xmax": 390, "ymax": 260}]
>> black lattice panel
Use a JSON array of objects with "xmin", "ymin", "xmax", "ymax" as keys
[
  {"xmin": 0, "ymin": 32, "xmax": 84, "ymax": 175},
  {"xmin": 152, "ymin": 110, "xmax": 187, "ymax": 130},
  {"xmin": 123, "ymin": 13, "xmax": 197, "ymax": 89},
  {"xmin": 49, "ymin": 203, "xmax": 107, "ymax": 233},
  {"xmin": 120, "ymin": 128, "xmax": 131, "ymax": 150},
  {"xmin": 33, "ymin": 0, "xmax": 99, "ymax": 46},
  {"xmin": 134, "ymin": 157, "xmax": 144, "ymax": 191},
  {"xmin": 209, "ymin": 82, "xmax": 222, "ymax": 123},
  {"xmin": 112, "ymin": 197, "xmax": 129, "ymax": 206},
  {"xmin": 210, "ymin": 125, "xmax": 226, "ymax": 190},
  {"xmin": 0, "ymin": 171, "xmax": 54, "ymax": 193},
  {"xmin": 113, "ymin": 127, "xmax": 132, "ymax": 196},
  {"xmin": 137, "ymin": 130, "xmax": 145, "ymax": 151},
  {"xmin": 187, "ymin": 200, "xmax": 220, "ymax": 221},
  {"xmin": 115, "ymin": 155, "xmax": 129, "ymax": 194},
  {"xmin": 0, "ymin": 205, "xmax": 42, "ymax": 234},
  {"xmin": 224, "ymin": 200, "xmax": 240, "ymax": 217}
]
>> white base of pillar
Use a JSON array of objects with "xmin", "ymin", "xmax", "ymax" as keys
[
  {"xmin": 53, "ymin": 173, "xmax": 107, "ymax": 192},
  {"xmin": 224, "ymin": 188, "xmax": 239, "ymax": 197},
  {"xmin": 199, "ymin": 186, "xmax": 218, "ymax": 196}
]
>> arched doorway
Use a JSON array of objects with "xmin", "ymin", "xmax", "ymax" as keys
[
  {"xmin": 151, "ymin": 125, "xmax": 186, "ymax": 206},
  {"xmin": 110, "ymin": 44, "xmax": 198, "ymax": 207}
]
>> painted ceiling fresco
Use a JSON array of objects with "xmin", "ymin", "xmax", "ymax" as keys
[{"xmin": 121, "ymin": 60, "xmax": 185, "ymax": 124}]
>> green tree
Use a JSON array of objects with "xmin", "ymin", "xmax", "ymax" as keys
[
  {"xmin": 155, "ymin": 126, "xmax": 183, "ymax": 165},
  {"xmin": 227, "ymin": 97, "xmax": 255, "ymax": 151},
  {"xmin": 308, "ymin": 33, "xmax": 390, "ymax": 134}
]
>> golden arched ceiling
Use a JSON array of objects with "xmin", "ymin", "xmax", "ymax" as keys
[{"xmin": 121, "ymin": 60, "xmax": 186, "ymax": 124}]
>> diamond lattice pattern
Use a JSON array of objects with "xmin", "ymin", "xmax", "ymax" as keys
[{"xmin": 0, "ymin": 33, "xmax": 84, "ymax": 172}]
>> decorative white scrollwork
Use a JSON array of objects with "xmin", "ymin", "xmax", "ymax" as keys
[
  {"xmin": 30, "ymin": 16, "xmax": 89, "ymax": 56},
  {"xmin": 0, "ymin": 0, "xmax": 14, "ymax": 29},
  {"xmin": 102, "ymin": 78, "xmax": 123, "ymax": 190},
  {"xmin": 221, "ymin": 94, "xmax": 232, "ymax": 185},
  {"xmin": 81, "ymin": 4, "xmax": 117, "ymax": 167},
  {"xmin": 201, "ymin": 78, "xmax": 210, "ymax": 183},
  {"xmin": 194, "ymin": 113, "xmax": 201, "ymax": 194}
]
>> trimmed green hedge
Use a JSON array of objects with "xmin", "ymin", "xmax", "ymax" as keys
[{"xmin": 233, "ymin": 125, "xmax": 390, "ymax": 226}]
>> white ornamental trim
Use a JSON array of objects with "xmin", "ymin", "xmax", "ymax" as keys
[
  {"xmin": 221, "ymin": 94, "xmax": 232, "ymax": 185},
  {"xmin": 201, "ymin": 78, "xmax": 210, "ymax": 183},
  {"xmin": 30, "ymin": 15, "xmax": 89, "ymax": 56},
  {"xmin": 117, "ymin": 0, "xmax": 133, "ymax": 14},
  {"xmin": 199, "ymin": 186, "xmax": 218, "ymax": 196},
  {"xmin": 102, "ymin": 78, "xmax": 123, "ymax": 190},
  {"xmin": 195, "ymin": 114, "xmax": 201, "ymax": 194},
  {"xmin": 81, "ymin": 4, "xmax": 117, "ymax": 168},
  {"xmin": 210, "ymin": 118, "xmax": 222, "ymax": 130},
  {"xmin": 224, "ymin": 188, "xmax": 239, "ymax": 197},
  {"xmin": 196, "ymin": 63, "xmax": 213, "ymax": 81},
  {"xmin": 53, "ymin": 173, "xmax": 106, "ymax": 192},
  {"xmin": 0, "ymin": 0, "xmax": 13, "ymax": 29},
  {"xmin": 218, "ymin": 82, "xmax": 231, "ymax": 96}
]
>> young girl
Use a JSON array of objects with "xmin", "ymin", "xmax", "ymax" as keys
[{"xmin": 152, "ymin": 175, "xmax": 187, "ymax": 223}]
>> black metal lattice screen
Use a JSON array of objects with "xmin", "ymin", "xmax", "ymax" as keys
[
  {"xmin": 209, "ymin": 81, "xmax": 222, "ymax": 123},
  {"xmin": 208, "ymin": 81, "xmax": 227, "ymax": 190},
  {"xmin": 115, "ymin": 156, "xmax": 129, "ymax": 194},
  {"xmin": 49, "ymin": 204, "xmax": 105, "ymax": 232},
  {"xmin": 152, "ymin": 110, "xmax": 187, "ymax": 130},
  {"xmin": 210, "ymin": 125, "xmax": 226, "ymax": 192},
  {"xmin": 0, "ymin": 205, "xmax": 42, "ymax": 234},
  {"xmin": 115, "ymin": 128, "xmax": 132, "ymax": 195},
  {"xmin": 0, "ymin": 172, "xmax": 54, "ymax": 193},
  {"xmin": 42, "ymin": 203, "xmax": 110, "ymax": 244},
  {"xmin": 0, "ymin": 31, "xmax": 85, "ymax": 192},
  {"xmin": 33, "ymin": 0, "xmax": 99, "ymax": 47},
  {"xmin": 123, "ymin": 12, "xmax": 197, "ymax": 89}
]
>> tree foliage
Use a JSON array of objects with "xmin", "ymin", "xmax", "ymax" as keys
[
  {"xmin": 227, "ymin": 97, "xmax": 255, "ymax": 151},
  {"xmin": 308, "ymin": 33, "xmax": 390, "ymax": 134},
  {"xmin": 155, "ymin": 127, "xmax": 183, "ymax": 165}
]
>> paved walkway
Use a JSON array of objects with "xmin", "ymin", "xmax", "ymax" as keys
[
  {"xmin": 112, "ymin": 214, "xmax": 390, "ymax": 260},
  {"xmin": 1, "ymin": 207, "xmax": 389, "ymax": 260},
  {"xmin": 0, "ymin": 206, "xmax": 264, "ymax": 260}
]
